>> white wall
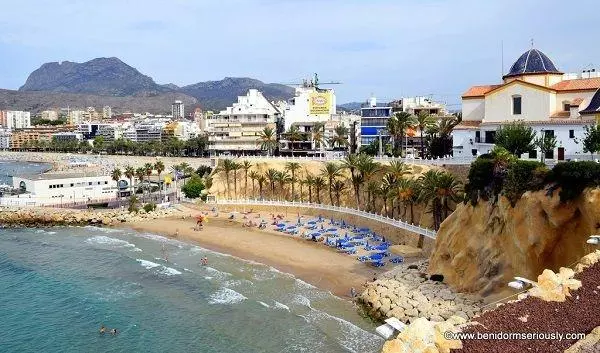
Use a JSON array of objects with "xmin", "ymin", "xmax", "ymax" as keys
[
  {"xmin": 462, "ymin": 98, "xmax": 485, "ymax": 121},
  {"xmin": 12, "ymin": 175, "xmax": 119, "ymax": 202},
  {"xmin": 485, "ymin": 84, "xmax": 554, "ymax": 122}
]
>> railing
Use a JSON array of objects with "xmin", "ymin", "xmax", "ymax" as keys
[
  {"xmin": 214, "ymin": 154, "xmax": 475, "ymax": 166},
  {"xmin": 212, "ymin": 198, "xmax": 437, "ymax": 239}
]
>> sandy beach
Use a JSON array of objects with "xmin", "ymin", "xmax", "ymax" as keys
[{"xmin": 124, "ymin": 207, "xmax": 386, "ymax": 298}]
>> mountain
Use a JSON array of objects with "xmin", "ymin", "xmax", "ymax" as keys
[
  {"xmin": 179, "ymin": 77, "xmax": 295, "ymax": 111},
  {"xmin": 19, "ymin": 57, "xmax": 169, "ymax": 96},
  {"xmin": 337, "ymin": 102, "xmax": 362, "ymax": 113}
]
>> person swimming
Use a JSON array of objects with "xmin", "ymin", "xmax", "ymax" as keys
[
  {"xmin": 99, "ymin": 325, "xmax": 106, "ymax": 334},
  {"xmin": 111, "ymin": 328, "xmax": 118, "ymax": 335}
]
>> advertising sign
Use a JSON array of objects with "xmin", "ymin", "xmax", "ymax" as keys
[{"xmin": 309, "ymin": 92, "xmax": 332, "ymax": 115}]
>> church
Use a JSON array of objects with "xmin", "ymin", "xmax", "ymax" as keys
[{"xmin": 453, "ymin": 47, "xmax": 600, "ymax": 160}]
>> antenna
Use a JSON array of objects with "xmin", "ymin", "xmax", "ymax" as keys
[{"xmin": 501, "ymin": 40, "xmax": 504, "ymax": 77}]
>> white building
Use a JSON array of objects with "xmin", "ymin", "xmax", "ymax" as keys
[
  {"xmin": 454, "ymin": 47, "xmax": 600, "ymax": 160},
  {"xmin": 206, "ymin": 89, "xmax": 280, "ymax": 155},
  {"xmin": 172, "ymin": 100, "xmax": 185, "ymax": 120},
  {"xmin": 174, "ymin": 121, "xmax": 201, "ymax": 141},
  {"xmin": 8, "ymin": 173, "xmax": 124, "ymax": 206},
  {"xmin": 68, "ymin": 110, "xmax": 86, "ymax": 125},
  {"xmin": 0, "ymin": 111, "xmax": 31, "ymax": 129},
  {"xmin": 0, "ymin": 129, "xmax": 11, "ymax": 150},
  {"xmin": 392, "ymin": 96, "xmax": 447, "ymax": 116},
  {"xmin": 103, "ymin": 106, "xmax": 112, "ymax": 120},
  {"xmin": 41, "ymin": 110, "xmax": 59, "ymax": 121}
]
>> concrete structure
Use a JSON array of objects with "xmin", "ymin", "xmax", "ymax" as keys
[
  {"xmin": 172, "ymin": 100, "xmax": 184, "ymax": 120},
  {"xmin": 9, "ymin": 126, "xmax": 74, "ymax": 149},
  {"xmin": 360, "ymin": 97, "xmax": 393, "ymax": 148},
  {"xmin": 206, "ymin": 89, "xmax": 280, "ymax": 155},
  {"xmin": 68, "ymin": 110, "xmax": 86, "ymax": 126},
  {"xmin": 12, "ymin": 173, "xmax": 124, "ymax": 205},
  {"xmin": 455, "ymin": 47, "xmax": 600, "ymax": 160},
  {"xmin": 84, "ymin": 107, "xmax": 100, "ymax": 121},
  {"xmin": 41, "ymin": 110, "xmax": 59, "ymax": 121},
  {"xmin": 103, "ymin": 106, "xmax": 112, "ymax": 120},
  {"xmin": 0, "ymin": 129, "xmax": 11, "ymax": 150},
  {"xmin": 52, "ymin": 132, "xmax": 83, "ymax": 142},
  {"xmin": 391, "ymin": 96, "xmax": 447, "ymax": 116},
  {"xmin": 0, "ymin": 111, "xmax": 31, "ymax": 129}
]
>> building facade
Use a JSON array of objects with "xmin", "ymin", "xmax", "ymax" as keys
[
  {"xmin": 68, "ymin": 110, "xmax": 86, "ymax": 126},
  {"xmin": 103, "ymin": 106, "xmax": 112, "ymax": 120},
  {"xmin": 360, "ymin": 97, "xmax": 393, "ymax": 147},
  {"xmin": 41, "ymin": 110, "xmax": 59, "ymax": 121},
  {"xmin": 0, "ymin": 129, "xmax": 11, "ymax": 150},
  {"xmin": 0, "ymin": 111, "xmax": 31, "ymax": 129},
  {"xmin": 172, "ymin": 101, "xmax": 185, "ymax": 120},
  {"xmin": 9, "ymin": 126, "xmax": 73, "ymax": 149},
  {"xmin": 206, "ymin": 89, "xmax": 280, "ymax": 154},
  {"xmin": 454, "ymin": 48, "xmax": 600, "ymax": 160}
]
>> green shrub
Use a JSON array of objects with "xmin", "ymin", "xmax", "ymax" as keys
[
  {"xmin": 143, "ymin": 203, "xmax": 156, "ymax": 213},
  {"xmin": 464, "ymin": 156, "xmax": 495, "ymax": 204},
  {"xmin": 547, "ymin": 161, "xmax": 600, "ymax": 201},
  {"xmin": 502, "ymin": 160, "xmax": 547, "ymax": 206},
  {"xmin": 181, "ymin": 174, "xmax": 205, "ymax": 199}
]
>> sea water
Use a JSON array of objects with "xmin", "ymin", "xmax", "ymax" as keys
[
  {"xmin": 0, "ymin": 160, "xmax": 52, "ymax": 185},
  {"xmin": 0, "ymin": 226, "xmax": 384, "ymax": 352}
]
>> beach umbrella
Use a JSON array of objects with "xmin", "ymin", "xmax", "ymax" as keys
[
  {"xmin": 310, "ymin": 231, "xmax": 321, "ymax": 237},
  {"xmin": 327, "ymin": 227, "xmax": 337, "ymax": 232}
]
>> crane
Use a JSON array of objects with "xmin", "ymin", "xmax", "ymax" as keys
[{"xmin": 279, "ymin": 73, "xmax": 341, "ymax": 90}]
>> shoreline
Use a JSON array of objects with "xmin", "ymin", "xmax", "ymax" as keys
[{"xmin": 122, "ymin": 214, "xmax": 385, "ymax": 298}]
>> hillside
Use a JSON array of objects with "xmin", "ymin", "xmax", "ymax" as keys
[
  {"xmin": 19, "ymin": 57, "xmax": 168, "ymax": 96},
  {"xmin": 179, "ymin": 77, "xmax": 294, "ymax": 111}
]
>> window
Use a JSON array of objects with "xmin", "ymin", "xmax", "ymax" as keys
[
  {"xmin": 475, "ymin": 131, "xmax": 481, "ymax": 143},
  {"xmin": 89, "ymin": 182, "xmax": 92, "ymax": 186},
  {"xmin": 564, "ymin": 103, "xmax": 571, "ymax": 112},
  {"xmin": 70, "ymin": 183, "xmax": 74, "ymax": 187},
  {"xmin": 512, "ymin": 96, "xmax": 522, "ymax": 115},
  {"xmin": 484, "ymin": 131, "xmax": 496, "ymax": 144},
  {"xmin": 569, "ymin": 130, "xmax": 575, "ymax": 138}
]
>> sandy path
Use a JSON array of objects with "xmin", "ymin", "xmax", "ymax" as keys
[{"xmin": 124, "ymin": 214, "xmax": 382, "ymax": 298}]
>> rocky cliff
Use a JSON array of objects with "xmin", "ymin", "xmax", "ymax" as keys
[{"xmin": 428, "ymin": 188, "xmax": 600, "ymax": 297}]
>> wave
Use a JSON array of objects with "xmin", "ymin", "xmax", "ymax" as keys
[
  {"xmin": 86, "ymin": 235, "xmax": 136, "ymax": 249},
  {"xmin": 273, "ymin": 301, "xmax": 290, "ymax": 311},
  {"xmin": 204, "ymin": 266, "xmax": 232, "ymax": 280},
  {"xmin": 292, "ymin": 294, "xmax": 312, "ymax": 308},
  {"xmin": 136, "ymin": 259, "xmax": 182, "ymax": 276},
  {"xmin": 208, "ymin": 288, "xmax": 247, "ymax": 305},
  {"xmin": 295, "ymin": 278, "xmax": 317, "ymax": 289},
  {"xmin": 257, "ymin": 301, "xmax": 270, "ymax": 308},
  {"xmin": 84, "ymin": 225, "xmax": 122, "ymax": 234}
]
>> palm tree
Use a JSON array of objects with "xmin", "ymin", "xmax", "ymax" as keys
[
  {"xmin": 285, "ymin": 125, "xmax": 304, "ymax": 156},
  {"xmin": 387, "ymin": 112, "xmax": 416, "ymax": 156},
  {"xmin": 241, "ymin": 160, "xmax": 252, "ymax": 198},
  {"xmin": 341, "ymin": 154, "xmax": 362, "ymax": 207},
  {"xmin": 329, "ymin": 124, "xmax": 349, "ymax": 150},
  {"xmin": 312, "ymin": 176, "xmax": 326, "ymax": 204},
  {"xmin": 257, "ymin": 126, "xmax": 277, "ymax": 156},
  {"xmin": 304, "ymin": 173, "xmax": 315, "ymax": 203},
  {"xmin": 111, "ymin": 168, "xmax": 122, "ymax": 199},
  {"xmin": 321, "ymin": 162, "xmax": 341, "ymax": 205},
  {"xmin": 397, "ymin": 178, "xmax": 420, "ymax": 224},
  {"xmin": 144, "ymin": 163, "xmax": 154, "ymax": 201},
  {"xmin": 312, "ymin": 122, "xmax": 325, "ymax": 151},
  {"xmin": 380, "ymin": 173, "xmax": 396, "ymax": 216},
  {"xmin": 331, "ymin": 180, "xmax": 347, "ymax": 206},
  {"xmin": 124, "ymin": 165, "xmax": 135, "ymax": 199},
  {"xmin": 218, "ymin": 159, "xmax": 236, "ymax": 198},
  {"xmin": 418, "ymin": 170, "xmax": 462, "ymax": 233},
  {"xmin": 154, "ymin": 160, "xmax": 165, "ymax": 199},
  {"xmin": 387, "ymin": 160, "xmax": 412, "ymax": 179},
  {"xmin": 135, "ymin": 167, "xmax": 146, "ymax": 200},
  {"xmin": 265, "ymin": 169, "xmax": 279, "ymax": 198},
  {"xmin": 357, "ymin": 154, "xmax": 380, "ymax": 210},
  {"xmin": 285, "ymin": 162, "xmax": 301, "ymax": 200},
  {"xmin": 275, "ymin": 171, "xmax": 291, "ymax": 200},
  {"xmin": 248, "ymin": 170, "xmax": 259, "ymax": 199},
  {"xmin": 366, "ymin": 181, "xmax": 380, "ymax": 212},
  {"xmin": 257, "ymin": 175, "xmax": 266, "ymax": 200},
  {"xmin": 231, "ymin": 161, "xmax": 242, "ymax": 198},
  {"xmin": 416, "ymin": 111, "xmax": 435, "ymax": 158}
]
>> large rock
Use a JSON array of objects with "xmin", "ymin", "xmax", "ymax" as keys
[{"xmin": 429, "ymin": 188, "xmax": 600, "ymax": 296}]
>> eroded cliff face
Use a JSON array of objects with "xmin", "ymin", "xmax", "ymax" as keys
[{"xmin": 428, "ymin": 188, "xmax": 600, "ymax": 296}]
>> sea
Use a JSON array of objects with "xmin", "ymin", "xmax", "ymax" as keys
[{"xmin": 0, "ymin": 161, "xmax": 383, "ymax": 353}]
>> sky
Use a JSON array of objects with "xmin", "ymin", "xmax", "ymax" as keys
[{"xmin": 0, "ymin": 0, "xmax": 598, "ymax": 108}]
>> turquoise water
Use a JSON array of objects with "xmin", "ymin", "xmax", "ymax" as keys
[
  {"xmin": 0, "ymin": 160, "xmax": 52, "ymax": 185},
  {"xmin": 0, "ymin": 226, "xmax": 383, "ymax": 353}
]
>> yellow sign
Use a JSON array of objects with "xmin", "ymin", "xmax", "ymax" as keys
[{"xmin": 309, "ymin": 92, "xmax": 332, "ymax": 115}]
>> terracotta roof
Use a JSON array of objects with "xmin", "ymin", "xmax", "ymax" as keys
[
  {"xmin": 570, "ymin": 98, "xmax": 584, "ymax": 106},
  {"xmin": 454, "ymin": 120, "xmax": 482, "ymax": 130},
  {"xmin": 550, "ymin": 111, "xmax": 570, "ymax": 118},
  {"xmin": 462, "ymin": 85, "xmax": 501, "ymax": 98},
  {"xmin": 551, "ymin": 77, "xmax": 600, "ymax": 91}
]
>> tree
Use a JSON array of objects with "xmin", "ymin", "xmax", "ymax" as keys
[
  {"xmin": 257, "ymin": 175, "xmax": 266, "ymax": 200},
  {"xmin": 331, "ymin": 180, "xmax": 347, "ymax": 206},
  {"xmin": 582, "ymin": 124, "xmax": 600, "ymax": 158},
  {"xmin": 128, "ymin": 195, "xmax": 140, "ymax": 213},
  {"xmin": 248, "ymin": 170, "xmax": 259, "ymax": 198},
  {"xmin": 416, "ymin": 111, "xmax": 435, "ymax": 158},
  {"xmin": 535, "ymin": 133, "xmax": 557, "ymax": 163},
  {"xmin": 124, "ymin": 165, "xmax": 135, "ymax": 198},
  {"xmin": 329, "ymin": 124, "xmax": 349, "ymax": 150},
  {"xmin": 397, "ymin": 178, "xmax": 420, "ymax": 224},
  {"xmin": 231, "ymin": 161, "xmax": 242, "ymax": 198},
  {"xmin": 321, "ymin": 162, "xmax": 341, "ymax": 205},
  {"xmin": 285, "ymin": 162, "xmax": 301, "ymax": 200},
  {"xmin": 111, "ymin": 168, "xmax": 122, "ymax": 199},
  {"xmin": 357, "ymin": 154, "xmax": 380, "ymax": 210},
  {"xmin": 494, "ymin": 121, "xmax": 535, "ymax": 157},
  {"xmin": 265, "ymin": 168, "xmax": 279, "ymax": 198},
  {"xmin": 341, "ymin": 154, "xmax": 363, "ymax": 207},
  {"xmin": 418, "ymin": 170, "xmax": 462, "ymax": 234},
  {"xmin": 285, "ymin": 125, "xmax": 305, "ymax": 156},
  {"xmin": 428, "ymin": 115, "xmax": 461, "ymax": 158},
  {"xmin": 387, "ymin": 160, "xmax": 412, "ymax": 179},
  {"xmin": 275, "ymin": 171, "xmax": 291, "ymax": 199},
  {"xmin": 93, "ymin": 136, "xmax": 105, "ymax": 151},
  {"xmin": 312, "ymin": 122, "xmax": 326, "ymax": 151},
  {"xmin": 135, "ymin": 167, "xmax": 147, "ymax": 200},
  {"xmin": 312, "ymin": 176, "xmax": 326, "ymax": 204},
  {"xmin": 218, "ymin": 159, "xmax": 236, "ymax": 198},
  {"xmin": 304, "ymin": 173, "xmax": 315, "ymax": 203},
  {"xmin": 380, "ymin": 173, "xmax": 396, "ymax": 216},
  {"xmin": 241, "ymin": 160, "xmax": 252, "ymax": 198},
  {"xmin": 387, "ymin": 112, "xmax": 416, "ymax": 156},
  {"xmin": 181, "ymin": 174, "xmax": 205, "ymax": 199},
  {"xmin": 144, "ymin": 163, "xmax": 154, "ymax": 200},
  {"xmin": 154, "ymin": 160, "xmax": 165, "ymax": 199},
  {"xmin": 257, "ymin": 126, "xmax": 277, "ymax": 156}
]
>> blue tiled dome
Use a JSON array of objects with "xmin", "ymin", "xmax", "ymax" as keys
[{"xmin": 504, "ymin": 49, "xmax": 562, "ymax": 78}]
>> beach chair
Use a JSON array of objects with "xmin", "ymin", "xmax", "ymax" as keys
[
  {"xmin": 357, "ymin": 255, "xmax": 370, "ymax": 262},
  {"xmin": 389, "ymin": 256, "xmax": 404, "ymax": 264},
  {"xmin": 372, "ymin": 260, "xmax": 385, "ymax": 268},
  {"xmin": 346, "ymin": 248, "xmax": 357, "ymax": 255}
]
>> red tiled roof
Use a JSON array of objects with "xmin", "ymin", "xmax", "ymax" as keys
[
  {"xmin": 570, "ymin": 98, "xmax": 584, "ymax": 106},
  {"xmin": 551, "ymin": 77, "xmax": 600, "ymax": 91},
  {"xmin": 454, "ymin": 120, "xmax": 482, "ymax": 129},
  {"xmin": 550, "ymin": 111, "xmax": 570, "ymax": 118},
  {"xmin": 462, "ymin": 85, "xmax": 502, "ymax": 98}
]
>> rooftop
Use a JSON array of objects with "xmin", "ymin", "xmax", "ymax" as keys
[
  {"xmin": 503, "ymin": 48, "xmax": 562, "ymax": 79},
  {"xmin": 14, "ymin": 173, "xmax": 106, "ymax": 181}
]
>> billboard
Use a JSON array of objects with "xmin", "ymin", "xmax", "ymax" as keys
[{"xmin": 309, "ymin": 92, "xmax": 332, "ymax": 115}]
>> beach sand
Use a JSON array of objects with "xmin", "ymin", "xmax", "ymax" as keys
[{"xmin": 124, "ymin": 209, "xmax": 384, "ymax": 298}]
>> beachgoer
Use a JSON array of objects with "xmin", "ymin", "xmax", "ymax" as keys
[
  {"xmin": 111, "ymin": 328, "xmax": 117, "ymax": 335},
  {"xmin": 174, "ymin": 229, "xmax": 179, "ymax": 238},
  {"xmin": 99, "ymin": 325, "xmax": 106, "ymax": 334},
  {"xmin": 350, "ymin": 287, "xmax": 357, "ymax": 298}
]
